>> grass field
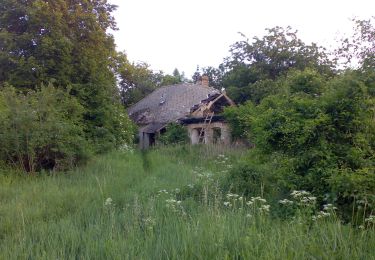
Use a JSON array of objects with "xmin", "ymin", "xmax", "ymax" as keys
[{"xmin": 0, "ymin": 145, "xmax": 374, "ymax": 259}]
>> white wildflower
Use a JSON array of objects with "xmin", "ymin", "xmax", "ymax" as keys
[
  {"xmin": 250, "ymin": 197, "xmax": 267, "ymax": 203},
  {"xmin": 258, "ymin": 198, "xmax": 267, "ymax": 203},
  {"xmin": 165, "ymin": 197, "xmax": 185, "ymax": 214},
  {"xmin": 226, "ymin": 193, "xmax": 239, "ymax": 199},
  {"xmin": 291, "ymin": 190, "xmax": 316, "ymax": 206},
  {"xmin": 323, "ymin": 204, "xmax": 337, "ymax": 211},
  {"xmin": 313, "ymin": 210, "xmax": 331, "ymax": 220},
  {"xmin": 259, "ymin": 204, "xmax": 271, "ymax": 213},
  {"xmin": 279, "ymin": 199, "xmax": 294, "ymax": 205},
  {"xmin": 291, "ymin": 190, "xmax": 311, "ymax": 198},
  {"xmin": 224, "ymin": 202, "xmax": 232, "ymax": 207},
  {"xmin": 143, "ymin": 217, "xmax": 156, "ymax": 230},
  {"xmin": 104, "ymin": 197, "xmax": 113, "ymax": 206},
  {"xmin": 365, "ymin": 215, "xmax": 375, "ymax": 224},
  {"xmin": 119, "ymin": 144, "xmax": 134, "ymax": 153}
]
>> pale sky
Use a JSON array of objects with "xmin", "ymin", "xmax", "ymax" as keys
[{"xmin": 109, "ymin": 0, "xmax": 374, "ymax": 77}]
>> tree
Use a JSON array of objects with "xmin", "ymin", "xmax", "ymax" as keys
[
  {"xmin": 117, "ymin": 58, "xmax": 188, "ymax": 107},
  {"xmin": 337, "ymin": 17, "xmax": 375, "ymax": 97},
  {"xmin": 224, "ymin": 69, "xmax": 375, "ymax": 219},
  {"xmin": 116, "ymin": 52, "xmax": 165, "ymax": 107},
  {"xmin": 219, "ymin": 27, "xmax": 335, "ymax": 104},
  {"xmin": 192, "ymin": 65, "xmax": 225, "ymax": 90},
  {"xmin": 0, "ymin": 85, "xmax": 89, "ymax": 172},
  {"xmin": 0, "ymin": 0, "xmax": 133, "ymax": 152},
  {"xmin": 161, "ymin": 68, "xmax": 187, "ymax": 86},
  {"xmin": 337, "ymin": 17, "xmax": 375, "ymax": 71}
]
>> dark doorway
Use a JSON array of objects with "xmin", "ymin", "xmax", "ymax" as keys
[
  {"xmin": 198, "ymin": 128, "xmax": 205, "ymax": 143},
  {"xmin": 213, "ymin": 128, "xmax": 221, "ymax": 144},
  {"xmin": 149, "ymin": 133, "xmax": 156, "ymax": 146}
]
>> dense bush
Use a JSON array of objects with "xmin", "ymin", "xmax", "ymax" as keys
[
  {"xmin": 224, "ymin": 70, "xmax": 375, "ymax": 220},
  {"xmin": 0, "ymin": 85, "xmax": 91, "ymax": 172},
  {"xmin": 158, "ymin": 123, "xmax": 189, "ymax": 145},
  {"xmin": 0, "ymin": 0, "xmax": 136, "ymax": 168},
  {"xmin": 223, "ymin": 157, "xmax": 279, "ymax": 198}
]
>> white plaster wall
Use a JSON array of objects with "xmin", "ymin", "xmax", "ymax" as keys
[
  {"xmin": 186, "ymin": 122, "xmax": 231, "ymax": 145},
  {"xmin": 189, "ymin": 128, "xmax": 199, "ymax": 144}
]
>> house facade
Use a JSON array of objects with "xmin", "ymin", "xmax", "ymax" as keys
[{"xmin": 128, "ymin": 76, "xmax": 235, "ymax": 148}]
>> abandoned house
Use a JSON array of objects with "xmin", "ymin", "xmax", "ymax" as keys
[{"xmin": 128, "ymin": 76, "xmax": 235, "ymax": 149}]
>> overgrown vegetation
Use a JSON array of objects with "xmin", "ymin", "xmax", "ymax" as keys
[
  {"xmin": 221, "ymin": 18, "xmax": 375, "ymax": 221},
  {"xmin": 0, "ymin": 85, "xmax": 89, "ymax": 171},
  {"xmin": 0, "ymin": 147, "xmax": 373, "ymax": 259},
  {"xmin": 0, "ymin": 1, "xmax": 374, "ymax": 257},
  {"xmin": 158, "ymin": 123, "xmax": 189, "ymax": 145},
  {"xmin": 0, "ymin": 0, "xmax": 137, "ymax": 171}
]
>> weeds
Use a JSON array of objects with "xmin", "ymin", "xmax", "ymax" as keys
[{"xmin": 0, "ymin": 147, "xmax": 374, "ymax": 259}]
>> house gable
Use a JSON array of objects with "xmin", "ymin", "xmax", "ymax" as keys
[{"xmin": 190, "ymin": 93, "xmax": 235, "ymax": 117}]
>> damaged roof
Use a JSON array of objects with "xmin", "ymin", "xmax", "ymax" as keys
[{"xmin": 128, "ymin": 83, "xmax": 220, "ymax": 125}]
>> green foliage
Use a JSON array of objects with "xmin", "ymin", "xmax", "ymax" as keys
[
  {"xmin": 224, "ymin": 69, "xmax": 375, "ymax": 219},
  {"xmin": 158, "ymin": 123, "xmax": 189, "ymax": 145},
  {"xmin": 222, "ymin": 64, "xmax": 259, "ymax": 103},
  {"xmin": 337, "ymin": 17, "xmax": 375, "ymax": 71},
  {"xmin": 197, "ymin": 26, "xmax": 335, "ymax": 104},
  {"xmin": 116, "ymin": 53, "xmax": 188, "ymax": 107},
  {"xmin": 192, "ymin": 65, "xmax": 225, "ymax": 90},
  {"xmin": 158, "ymin": 68, "xmax": 187, "ymax": 87},
  {"xmin": 0, "ymin": 0, "xmax": 134, "ymax": 156},
  {"xmin": 169, "ymin": 68, "xmax": 186, "ymax": 84},
  {"xmin": 0, "ymin": 0, "xmax": 135, "ymax": 169},
  {"xmin": 322, "ymin": 74, "xmax": 375, "ymax": 210},
  {"xmin": 227, "ymin": 27, "xmax": 334, "ymax": 79},
  {"xmin": 288, "ymin": 69, "xmax": 324, "ymax": 95},
  {"xmin": 224, "ymin": 158, "xmax": 279, "ymax": 198},
  {"xmin": 224, "ymin": 103, "xmax": 254, "ymax": 140},
  {"xmin": 0, "ymin": 85, "xmax": 90, "ymax": 172},
  {"xmin": 116, "ymin": 53, "xmax": 164, "ymax": 107},
  {"xmin": 220, "ymin": 20, "xmax": 375, "ymax": 220}
]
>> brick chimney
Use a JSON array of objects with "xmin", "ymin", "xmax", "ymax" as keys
[{"xmin": 201, "ymin": 75, "xmax": 209, "ymax": 87}]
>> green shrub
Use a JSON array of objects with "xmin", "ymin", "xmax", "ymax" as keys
[
  {"xmin": 158, "ymin": 123, "xmax": 189, "ymax": 145},
  {"xmin": 223, "ymin": 70, "xmax": 375, "ymax": 220},
  {"xmin": 224, "ymin": 160, "xmax": 275, "ymax": 197},
  {"xmin": 0, "ymin": 85, "xmax": 91, "ymax": 172},
  {"xmin": 224, "ymin": 103, "xmax": 254, "ymax": 140}
]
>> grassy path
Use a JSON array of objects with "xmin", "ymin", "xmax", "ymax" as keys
[{"xmin": 0, "ymin": 146, "xmax": 374, "ymax": 259}]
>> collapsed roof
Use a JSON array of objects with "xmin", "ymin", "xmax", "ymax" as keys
[{"xmin": 128, "ymin": 83, "xmax": 221, "ymax": 125}]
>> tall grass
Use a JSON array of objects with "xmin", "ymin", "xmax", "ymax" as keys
[{"xmin": 0, "ymin": 146, "xmax": 374, "ymax": 259}]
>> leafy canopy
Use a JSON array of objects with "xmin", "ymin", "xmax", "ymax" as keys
[{"xmin": 0, "ymin": 0, "xmax": 134, "ymax": 154}]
